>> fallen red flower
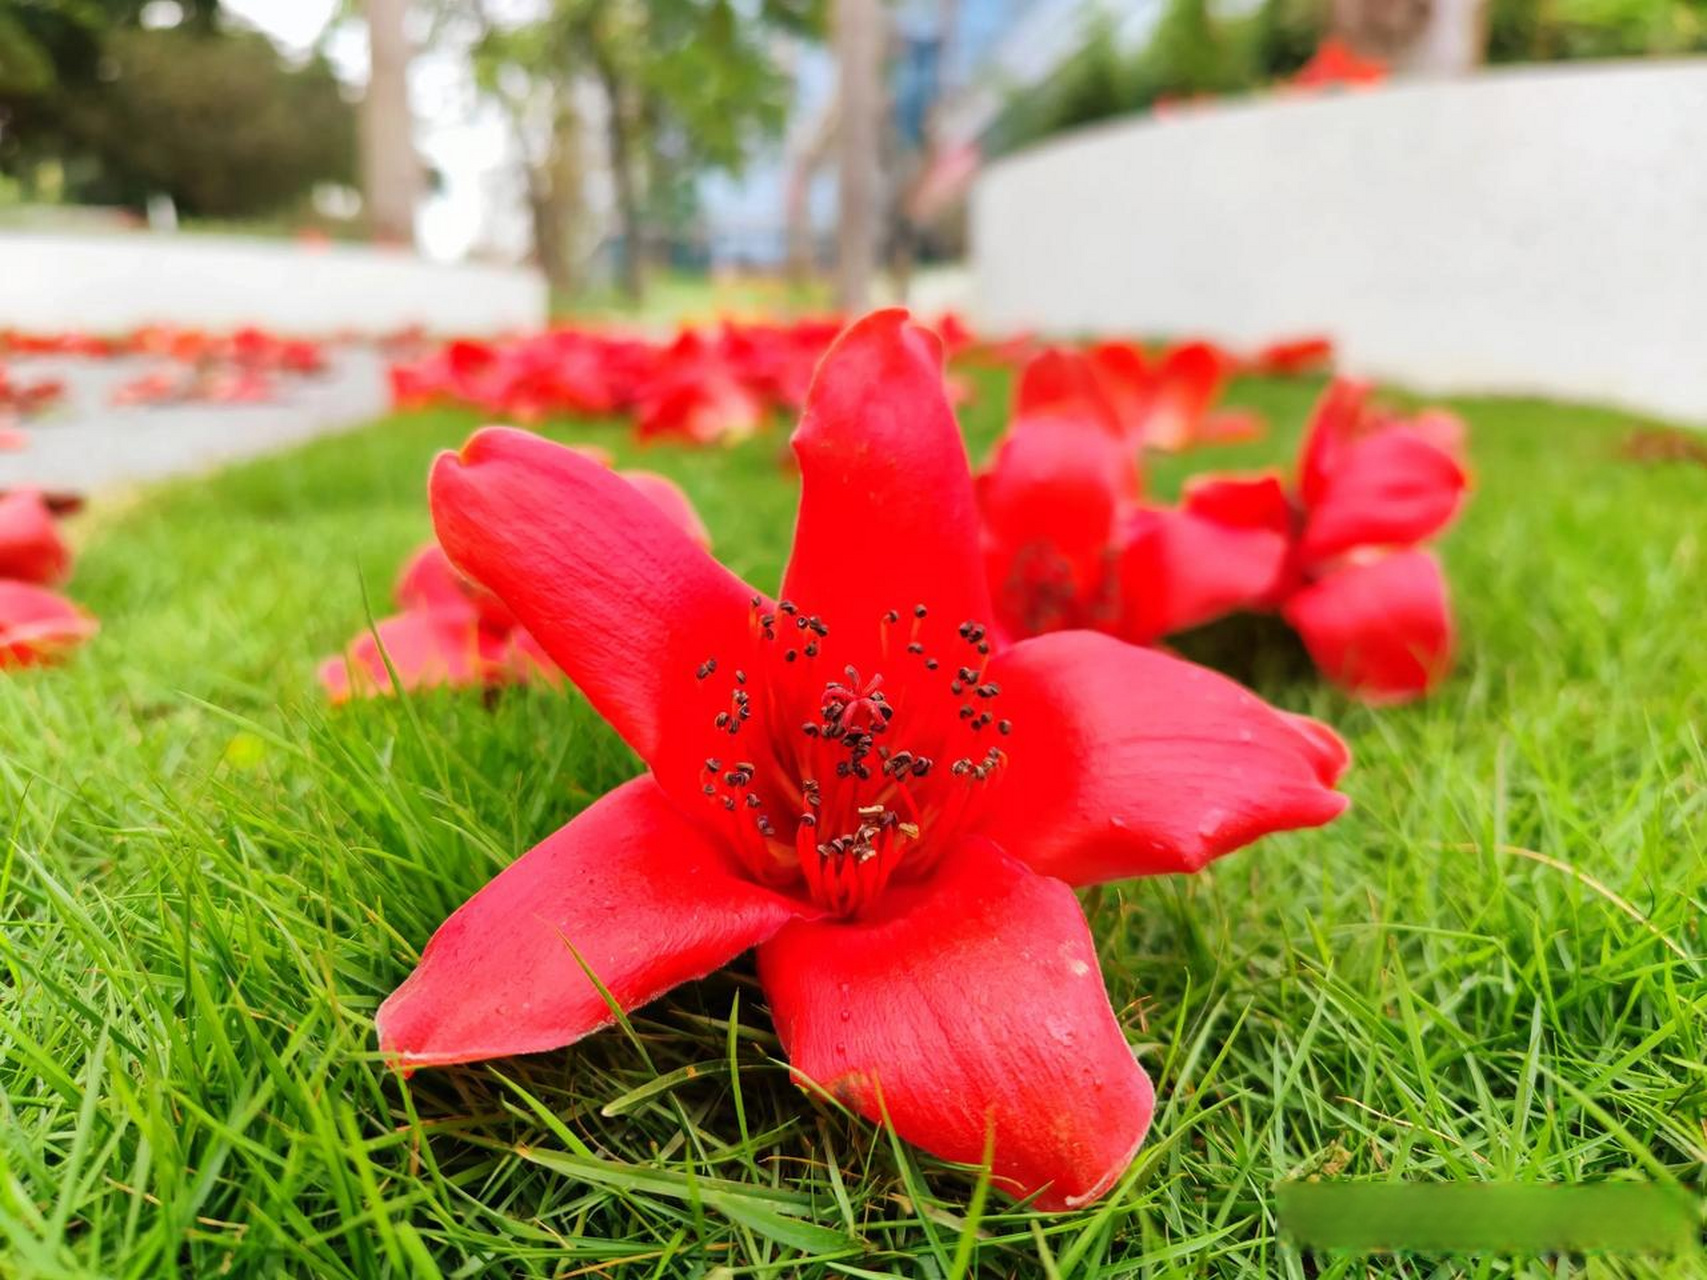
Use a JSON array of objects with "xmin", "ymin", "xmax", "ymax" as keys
[
  {"xmin": 980, "ymin": 364, "xmax": 1466, "ymax": 703},
  {"xmin": 1288, "ymin": 38, "xmax": 1388, "ymax": 90},
  {"xmin": 1247, "ymin": 335, "xmax": 1335, "ymax": 377},
  {"xmin": 1127, "ymin": 380, "xmax": 1468, "ymax": 701},
  {"xmin": 0, "ymin": 579, "xmax": 98, "ymax": 668},
  {"xmin": 375, "ymin": 311, "xmax": 1350, "ymax": 1209},
  {"xmin": 0, "ymin": 489, "xmax": 72, "ymax": 585}
]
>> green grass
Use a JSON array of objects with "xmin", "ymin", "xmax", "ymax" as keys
[{"xmin": 1, "ymin": 370, "xmax": 1703, "ymax": 1278}]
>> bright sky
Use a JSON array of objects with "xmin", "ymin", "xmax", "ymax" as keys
[{"xmin": 218, "ymin": 0, "xmax": 530, "ymax": 262}]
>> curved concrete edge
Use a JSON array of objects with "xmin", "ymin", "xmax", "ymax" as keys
[
  {"xmin": 0, "ymin": 233, "xmax": 546, "ymax": 335},
  {"xmin": 972, "ymin": 60, "xmax": 1707, "ymax": 426}
]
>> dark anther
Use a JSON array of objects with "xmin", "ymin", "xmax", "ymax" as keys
[
  {"xmin": 950, "ymin": 681, "xmax": 963, "ymax": 695},
  {"xmin": 925, "ymin": 658, "xmax": 939, "ymax": 670},
  {"xmin": 977, "ymin": 642, "xmax": 990, "ymax": 655},
  {"xmin": 780, "ymin": 600, "xmax": 797, "ymax": 614},
  {"xmin": 702, "ymin": 784, "xmax": 716, "ymax": 796},
  {"xmin": 785, "ymin": 649, "xmax": 798, "ymax": 662},
  {"xmin": 735, "ymin": 669, "xmax": 747, "ymax": 684},
  {"xmin": 912, "ymin": 757, "xmax": 932, "ymax": 776},
  {"xmin": 745, "ymin": 794, "xmax": 761, "ymax": 808},
  {"xmin": 715, "ymin": 712, "xmax": 730, "ymax": 728},
  {"xmin": 914, "ymin": 604, "xmax": 928, "ymax": 618},
  {"xmin": 804, "ymin": 643, "xmax": 819, "ymax": 657},
  {"xmin": 705, "ymin": 757, "xmax": 721, "ymax": 771},
  {"xmin": 907, "ymin": 642, "xmax": 924, "ymax": 654},
  {"xmin": 883, "ymin": 609, "xmax": 900, "ymax": 624},
  {"xmin": 722, "ymin": 796, "xmax": 736, "ymax": 810},
  {"xmin": 998, "ymin": 719, "xmax": 1013, "ymax": 735}
]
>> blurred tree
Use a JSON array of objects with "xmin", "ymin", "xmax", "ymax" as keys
[
  {"xmin": 464, "ymin": 7, "xmax": 588, "ymax": 295},
  {"xmin": 58, "ymin": 26, "xmax": 354, "ymax": 216},
  {"xmin": 361, "ymin": 0, "xmax": 422, "ymax": 246},
  {"xmin": 461, "ymin": 0, "xmax": 816, "ymax": 302},
  {"xmin": 833, "ymin": 0, "xmax": 881, "ymax": 311},
  {"xmin": 0, "ymin": 7, "xmax": 354, "ymax": 218}
]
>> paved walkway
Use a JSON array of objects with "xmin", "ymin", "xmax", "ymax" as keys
[{"xmin": 0, "ymin": 347, "xmax": 389, "ymax": 492}]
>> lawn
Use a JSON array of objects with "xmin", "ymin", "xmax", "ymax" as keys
[{"xmin": 1, "ymin": 370, "xmax": 1703, "ymax": 1278}]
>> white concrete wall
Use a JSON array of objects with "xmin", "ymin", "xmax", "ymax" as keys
[
  {"xmin": 0, "ymin": 233, "xmax": 547, "ymax": 334},
  {"xmin": 973, "ymin": 61, "xmax": 1707, "ymax": 424}
]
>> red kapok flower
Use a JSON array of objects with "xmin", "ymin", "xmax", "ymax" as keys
[
  {"xmin": 1133, "ymin": 380, "xmax": 1469, "ymax": 701},
  {"xmin": 0, "ymin": 489, "xmax": 72, "ymax": 585},
  {"xmin": 0, "ymin": 580, "xmax": 98, "ymax": 668},
  {"xmin": 376, "ymin": 311, "xmax": 1350, "ymax": 1209}
]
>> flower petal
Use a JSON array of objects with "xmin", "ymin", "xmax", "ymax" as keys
[
  {"xmin": 318, "ymin": 608, "xmax": 499, "ymax": 703},
  {"xmin": 0, "ymin": 490, "xmax": 71, "ymax": 585},
  {"xmin": 1296, "ymin": 381, "xmax": 1467, "ymax": 560},
  {"xmin": 430, "ymin": 426, "xmax": 761, "ymax": 782},
  {"xmin": 1116, "ymin": 507, "xmax": 1291, "ymax": 642},
  {"xmin": 758, "ymin": 836, "xmax": 1153, "ymax": 1211},
  {"xmin": 394, "ymin": 543, "xmax": 517, "ymax": 633},
  {"xmin": 1300, "ymin": 426, "xmax": 1467, "ymax": 560},
  {"xmin": 0, "ymin": 580, "xmax": 97, "ymax": 668},
  {"xmin": 1283, "ymin": 549, "xmax": 1454, "ymax": 704},
  {"xmin": 978, "ymin": 630, "xmax": 1349, "ymax": 885},
  {"xmin": 782, "ymin": 310, "xmax": 992, "ymax": 660},
  {"xmin": 618, "ymin": 469, "xmax": 713, "ymax": 549},
  {"xmin": 377, "ymin": 775, "xmax": 808, "ymax": 1069}
]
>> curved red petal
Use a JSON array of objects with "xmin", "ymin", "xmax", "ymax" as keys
[
  {"xmin": 618, "ymin": 469, "xmax": 713, "ymax": 549},
  {"xmin": 319, "ymin": 607, "xmax": 498, "ymax": 703},
  {"xmin": 980, "ymin": 414, "xmax": 1136, "ymax": 639},
  {"xmin": 377, "ymin": 775, "xmax": 807, "ymax": 1070},
  {"xmin": 978, "ymin": 631, "xmax": 1348, "ymax": 885},
  {"xmin": 783, "ymin": 310, "xmax": 993, "ymax": 661},
  {"xmin": 1283, "ymin": 549, "xmax": 1454, "ymax": 704},
  {"xmin": 1116, "ymin": 506, "xmax": 1291, "ymax": 641},
  {"xmin": 1300, "ymin": 426, "xmax": 1468, "ymax": 561},
  {"xmin": 0, "ymin": 489, "xmax": 71, "ymax": 585},
  {"xmin": 1014, "ymin": 349, "xmax": 1122, "ymax": 435},
  {"xmin": 1085, "ymin": 341, "xmax": 1152, "ymax": 436},
  {"xmin": 1141, "ymin": 342, "xmax": 1226, "ymax": 450},
  {"xmin": 430, "ymin": 427, "xmax": 760, "ymax": 783},
  {"xmin": 1181, "ymin": 472, "xmax": 1294, "ymax": 532},
  {"xmin": 0, "ymin": 580, "xmax": 96, "ymax": 668},
  {"xmin": 758, "ymin": 837, "xmax": 1152, "ymax": 1211},
  {"xmin": 1297, "ymin": 379, "xmax": 1371, "ymax": 507}
]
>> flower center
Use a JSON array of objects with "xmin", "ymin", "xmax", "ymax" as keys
[{"xmin": 692, "ymin": 600, "xmax": 1010, "ymax": 916}]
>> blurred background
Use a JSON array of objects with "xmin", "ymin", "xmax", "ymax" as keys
[{"xmin": 2, "ymin": 0, "xmax": 1703, "ymax": 318}]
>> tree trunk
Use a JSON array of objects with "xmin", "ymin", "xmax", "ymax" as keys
[
  {"xmin": 1331, "ymin": 0, "xmax": 1486, "ymax": 73},
  {"xmin": 528, "ymin": 101, "xmax": 585, "ymax": 298},
  {"xmin": 360, "ymin": 0, "xmax": 421, "ymax": 248},
  {"xmin": 592, "ymin": 55, "xmax": 645, "ymax": 306},
  {"xmin": 1396, "ymin": 0, "xmax": 1488, "ymax": 74},
  {"xmin": 834, "ymin": 0, "xmax": 883, "ymax": 313}
]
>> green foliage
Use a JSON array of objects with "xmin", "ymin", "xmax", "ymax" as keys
[
  {"xmin": 994, "ymin": 0, "xmax": 1707, "ymax": 152},
  {"xmin": 0, "ymin": 4, "xmax": 351, "ymax": 217},
  {"xmin": 1488, "ymin": 0, "xmax": 1707, "ymax": 59},
  {"xmin": 993, "ymin": 0, "xmax": 1267, "ymax": 155},
  {"xmin": 54, "ymin": 27, "xmax": 354, "ymax": 217},
  {"xmin": 0, "ymin": 374, "xmax": 1703, "ymax": 1275}
]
